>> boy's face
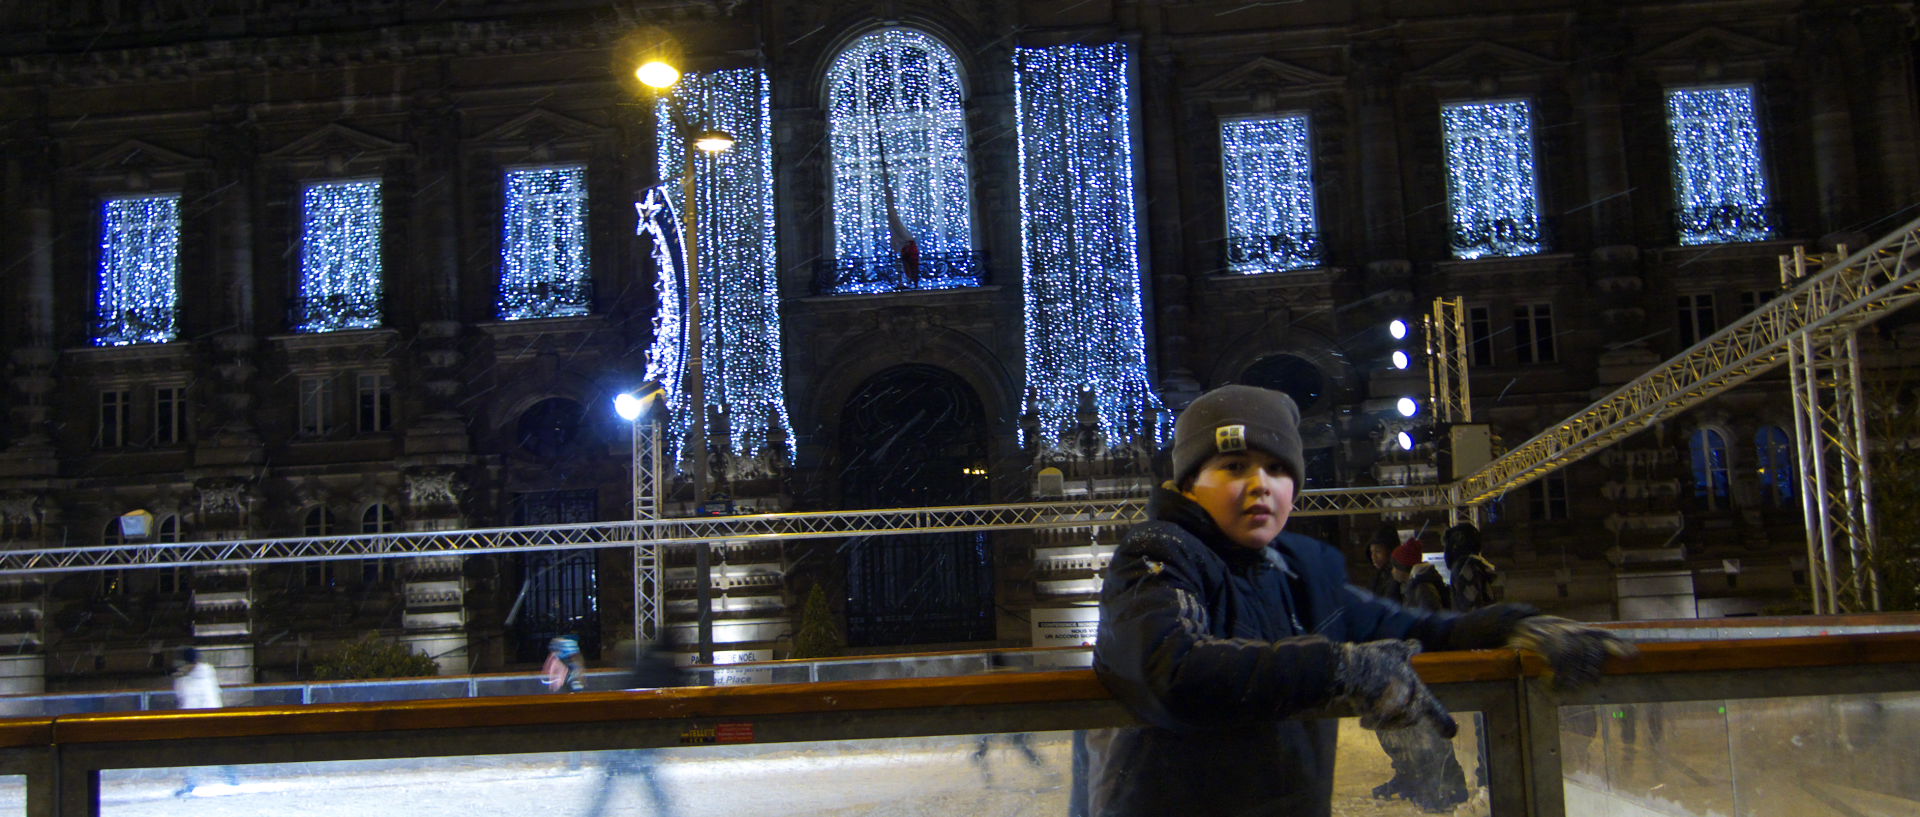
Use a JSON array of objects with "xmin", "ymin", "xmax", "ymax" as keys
[
  {"xmin": 1370, "ymin": 544, "xmax": 1391, "ymax": 569},
  {"xmin": 1181, "ymin": 449, "xmax": 1296, "ymax": 550}
]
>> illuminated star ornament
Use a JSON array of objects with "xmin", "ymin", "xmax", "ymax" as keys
[{"xmin": 1013, "ymin": 41, "xmax": 1164, "ymax": 452}]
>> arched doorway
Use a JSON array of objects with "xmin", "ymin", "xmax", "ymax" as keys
[{"xmin": 838, "ymin": 364, "xmax": 993, "ymax": 646}]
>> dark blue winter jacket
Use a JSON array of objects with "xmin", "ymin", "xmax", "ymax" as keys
[{"xmin": 1087, "ymin": 486, "xmax": 1462, "ymax": 817}]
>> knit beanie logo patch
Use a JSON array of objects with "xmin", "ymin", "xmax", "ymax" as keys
[{"xmin": 1215, "ymin": 424, "xmax": 1246, "ymax": 453}]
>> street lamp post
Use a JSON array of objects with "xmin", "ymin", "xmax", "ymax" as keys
[
  {"xmin": 637, "ymin": 60, "xmax": 734, "ymax": 664},
  {"xmin": 614, "ymin": 385, "xmax": 665, "ymax": 649}
]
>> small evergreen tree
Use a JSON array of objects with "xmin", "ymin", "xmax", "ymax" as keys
[
  {"xmin": 311, "ymin": 634, "xmax": 441, "ymax": 680},
  {"xmin": 788, "ymin": 584, "xmax": 842, "ymax": 659}
]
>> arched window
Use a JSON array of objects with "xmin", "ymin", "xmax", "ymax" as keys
[
  {"xmin": 102, "ymin": 519, "xmax": 125, "ymax": 546},
  {"xmin": 824, "ymin": 29, "xmax": 976, "ymax": 293},
  {"xmin": 1754, "ymin": 426, "xmax": 1794, "ymax": 507},
  {"xmin": 1689, "ymin": 429, "xmax": 1731, "ymax": 510},
  {"xmin": 157, "ymin": 514, "xmax": 181, "ymax": 543},
  {"xmin": 302, "ymin": 506, "xmax": 336, "ymax": 536},
  {"xmin": 361, "ymin": 504, "xmax": 394, "ymax": 534}
]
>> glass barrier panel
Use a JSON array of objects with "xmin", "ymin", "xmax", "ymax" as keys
[
  {"xmin": 1561, "ymin": 691, "xmax": 1920, "ymax": 817},
  {"xmin": 0, "ymin": 775, "xmax": 20, "ymax": 816},
  {"xmin": 1334, "ymin": 712, "xmax": 1491, "ymax": 816},
  {"xmin": 100, "ymin": 731, "xmax": 1078, "ymax": 817}
]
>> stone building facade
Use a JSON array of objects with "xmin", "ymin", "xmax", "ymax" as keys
[{"xmin": 1, "ymin": 0, "xmax": 1916, "ymax": 690}]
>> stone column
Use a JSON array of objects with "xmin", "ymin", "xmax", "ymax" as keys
[
  {"xmin": 1351, "ymin": 40, "xmax": 1408, "ymax": 263},
  {"xmin": 400, "ymin": 467, "xmax": 470, "ymax": 674},
  {"xmin": 1573, "ymin": 20, "xmax": 1635, "ymax": 248},
  {"xmin": 188, "ymin": 477, "xmax": 258, "ymax": 688}
]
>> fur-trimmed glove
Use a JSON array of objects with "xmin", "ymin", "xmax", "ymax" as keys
[
  {"xmin": 1333, "ymin": 639, "xmax": 1458, "ymax": 738},
  {"xmin": 1506, "ymin": 615, "xmax": 1637, "ymax": 690}
]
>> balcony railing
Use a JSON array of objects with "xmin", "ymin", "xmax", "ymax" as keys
[
  {"xmin": 1448, "ymin": 214, "xmax": 1553, "ymax": 260},
  {"xmin": 811, "ymin": 250, "xmax": 987, "ymax": 296},
  {"xmin": 1673, "ymin": 202, "xmax": 1781, "ymax": 246},
  {"xmin": 89, "ymin": 307, "xmax": 177, "ymax": 346},
  {"xmin": 288, "ymin": 291, "xmax": 385, "ymax": 333},
  {"xmin": 1222, "ymin": 231, "xmax": 1325, "ymax": 273},
  {"xmin": 497, "ymin": 277, "xmax": 594, "ymax": 320}
]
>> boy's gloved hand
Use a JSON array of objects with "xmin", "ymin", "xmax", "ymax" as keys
[
  {"xmin": 1333, "ymin": 639, "xmax": 1458, "ymax": 738},
  {"xmin": 1506, "ymin": 615, "xmax": 1637, "ymax": 690}
]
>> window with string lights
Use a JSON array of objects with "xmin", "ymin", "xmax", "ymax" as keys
[
  {"xmin": 1440, "ymin": 99, "xmax": 1546, "ymax": 260},
  {"xmin": 819, "ymin": 28, "xmax": 981, "ymax": 295},
  {"xmin": 1220, "ymin": 114, "xmax": 1323, "ymax": 273},
  {"xmin": 497, "ymin": 165, "xmax": 591, "ymax": 320},
  {"xmin": 92, "ymin": 193, "xmax": 182, "ymax": 346},
  {"xmin": 293, "ymin": 179, "xmax": 384, "ymax": 332},
  {"xmin": 1014, "ymin": 41, "xmax": 1164, "ymax": 455},
  {"xmin": 1667, "ymin": 85, "xmax": 1776, "ymax": 245}
]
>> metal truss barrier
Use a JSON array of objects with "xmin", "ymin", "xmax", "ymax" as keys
[
  {"xmin": 11, "ymin": 218, "xmax": 1914, "ymax": 576},
  {"xmin": 0, "ymin": 485, "xmax": 1452, "ymax": 574},
  {"xmin": 1453, "ymin": 214, "xmax": 1920, "ymax": 507}
]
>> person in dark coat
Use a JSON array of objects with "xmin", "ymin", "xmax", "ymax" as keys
[
  {"xmin": 1443, "ymin": 523, "xmax": 1498, "ymax": 612},
  {"xmin": 1373, "ymin": 538, "xmax": 1471, "ymax": 813},
  {"xmin": 1367, "ymin": 527, "xmax": 1402, "ymax": 603},
  {"xmin": 580, "ymin": 638, "xmax": 688, "ymax": 817},
  {"xmin": 1088, "ymin": 385, "xmax": 1633, "ymax": 817}
]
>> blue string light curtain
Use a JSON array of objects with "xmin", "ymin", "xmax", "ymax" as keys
[
  {"xmin": 296, "ymin": 179, "xmax": 384, "ymax": 332},
  {"xmin": 94, "ymin": 194, "xmax": 181, "ymax": 346},
  {"xmin": 1441, "ymin": 100, "xmax": 1545, "ymax": 260},
  {"xmin": 1667, "ymin": 86, "xmax": 1775, "ymax": 245},
  {"xmin": 655, "ymin": 67, "xmax": 792, "ymax": 473},
  {"xmin": 825, "ymin": 29, "xmax": 976, "ymax": 293},
  {"xmin": 1222, "ymin": 114, "xmax": 1321, "ymax": 273},
  {"xmin": 498, "ymin": 165, "xmax": 591, "ymax": 320},
  {"xmin": 1013, "ymin": 42, "xmax": 1162, "ymax": 450}
]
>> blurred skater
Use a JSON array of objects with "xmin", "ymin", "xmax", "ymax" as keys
[
  {"xmin": 581, "ymin": 638, "xmax": 687, "ymax": 817},
  {"xmin": 172, "ymin": 647, "xmax": 241, "ymax": 797}
]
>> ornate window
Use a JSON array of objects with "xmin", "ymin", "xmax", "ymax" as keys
[
  {"xmin": 1755, "ymin": 426, "xmax": 1794, "ymax": 508},
  {"xmin": 294, "ymin": 179, "xmax": 384, "ymax": 332},
  {"xmin": 1512, "ymin": 303, "xmax": 1555, "ymax": 364},
  {"xmin": 1221, "ymin": 114, "xmax": 1321, "ymax": 273},
  {"xmin": 1689, "ymin": 428, "xmax": 1732, "ymax": 510},
  {"xmin": 298, "ymin": 375, "xmax": 335, "ymax": 437},
  {"xmin": 356, "ymin": 372, "xmax": 393, "ymax": 433},
  {"xmin": 823, "ymin": 29, "xmax": 978, "ymax": 294},
  {"xmin": 96, "ymin": 389, "xmax": 129, "ymax": 448},
  {"xmin": 1014, "ymin": 41, "xmax": 1162, "ymax": 451},
  {"xmin": 1667, "ymin": 86, "xmax": 1775, "ymax": 245},
  {"xmin": 153, "ymin": 385, "xmax": 186, "ymax": 446},
  {"xmin": 498, "ymin": 165, "xmax": 590, "ymax": 319},
  {"xmin": 93, "ymin": 194, "xmax": 181, "ymax": 346},
  {"xmin": 1677, "ymin": 293, "xmax": 1716, "ymax": 347},
  {"xmin": 1441, "ymin": 100, "xmax": 1544, "ymax": 259}
]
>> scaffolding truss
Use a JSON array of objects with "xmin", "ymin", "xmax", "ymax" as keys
[
  {"xmin": 1454, "ymin": 216, "xmax": 1920, "ymax": 509},
  {"xmin": 1784, "ymin": 248, "xmax": 1884, "ymax": 613}
]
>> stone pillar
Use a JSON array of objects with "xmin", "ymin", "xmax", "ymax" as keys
[
  {"xmin": 2, "ymin": 142, "xmax": 60, "ymax": 472},
  {"xmin": 1573, "ymin": 20, "xmax": 1635, "ymax": 248},
  {"xmin": 400, "ymin": 467, "xmax": 470, "ymax": 674},
  {"xmin": 1139, "ymin": 43, "xmax": 1198, "ymax": 397},
  {"xmin": 1799, "ymin": 17, "xmax": 1859, "ymax": 240},
  {"xmin": 188, "ymin": 477, "xmax": 257, "ymax": 687},
  {"xmin": 1352, "ymin": 40, "xmax": 1408, "ymax": 262}
]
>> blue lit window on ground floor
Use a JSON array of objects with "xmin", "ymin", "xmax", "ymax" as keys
[
  {"xmin": 1221, "ymin": 114, "xmax": 1322, "ymax": 273},
  {"xmin": 1690, "ymin": 428, "xmax": 1732, "ymax": 510},
  {"xmin": 295, "ymin": 179, "xmax": 384, "ymax": 332},
  {"xmin": 1441, "ymin": 100, "xmax": 1545, "ymax": 260},
  {"xmin": 1668, "ymin": 86, "xmax": 1776, "ymax": 245},
  {"xmin": 1755, "ymin": 425, "xmax": 1794, "ymax": 508},
  {"xmin": 94, "ymin": 194, "xmax": 181, "ymax": 346},
  {"xmin": 499, "ymin": 165, "xmax": 591, "ymax": 320}
]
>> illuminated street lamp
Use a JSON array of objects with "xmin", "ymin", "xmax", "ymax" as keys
[
  {"xmin": 639, "ymin": 61, "xmax": 735, "ymax": 663},
  {"xmin": 614, "ymin": 382, "xmax": 667, "ymax": 648}
]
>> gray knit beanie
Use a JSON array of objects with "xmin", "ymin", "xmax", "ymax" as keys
[{"xmin": 1171, "ymin": 385, "xmax": 1305, "ymax": 487}]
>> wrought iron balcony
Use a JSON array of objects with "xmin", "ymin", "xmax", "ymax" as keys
[
  {"xmin": 288, "ymin": 291, "xmax": 385, "ymax": 333},
  {"xmin": 811, "ymin": 250, "xmax": 987, "ymax": 296},
  {"xmin": 1448, "ymin": 214, "xmax": 1553, "ymax": 260},
  {"xmin": 496, "ymin": 277, "xmax": 594, "ymax": 320},
  {"xmin": 89, "ymin": 307, "xmax": 177, "ymax": 346},
  {"xmin": 1672, "ymin": 203, "xmax": 1780, "ymax": 246},
  {"xmin": 1222, "ymin": 232, "xmax": 1326, "ymax": 273}
]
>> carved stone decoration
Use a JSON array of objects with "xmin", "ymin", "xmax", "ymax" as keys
[
  {"xmin": 0, "ymin": 491, "xmax": 42, "ymax": 540},
  {"xmin": 404, "ymin": 467, "xmax": 465, "ymax": 514},
  {"xmin": 193, "ymin": 477, "xmax": 255, "ymax": 532}
]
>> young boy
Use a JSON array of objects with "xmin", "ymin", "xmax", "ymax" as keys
[{"xmin": 1087, "ymin": 385, "xmax": 1629, "ymax": 816}]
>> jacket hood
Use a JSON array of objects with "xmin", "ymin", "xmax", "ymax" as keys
[{"xmin": 1147, "ymin": 482, "xmax": 1270, "ymax": 569}]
